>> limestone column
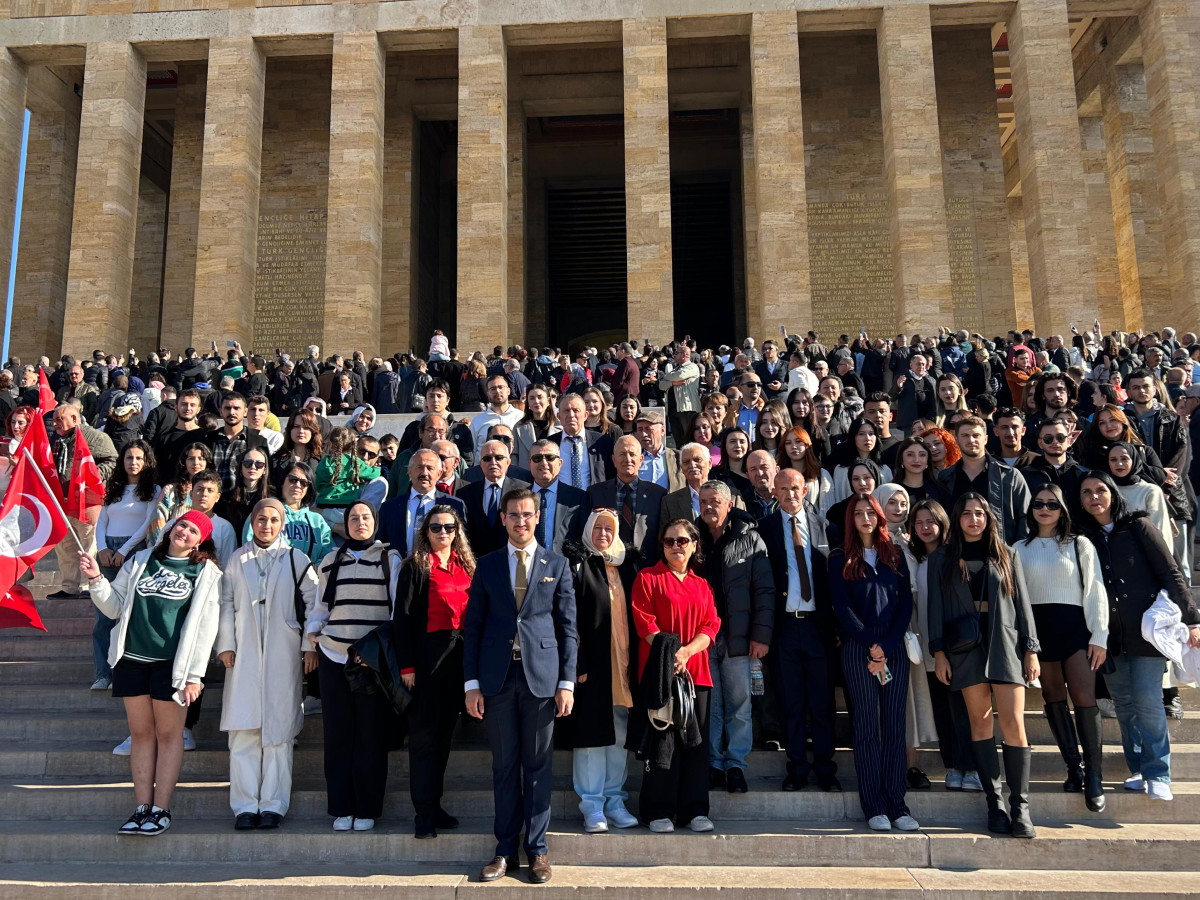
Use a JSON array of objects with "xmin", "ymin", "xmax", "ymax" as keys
[
  {"xmin": 877, "ymin": 4, "xmax": 953, "ymax": 334},
  {"xmin": 381, "ymin": 80, "xmax": 414, "ymax": 357},
  {"xmin": 0, "ymin": 49, "xmax": 28, "ymax": 340},
  {"xmin": 192, "ymin": 37, "xmax": 265, "ymax": 345},
  {"xmin": 749, "ymin": 11, "xmax": 810, "ymax": 340},
  {"xmin": 1140, "ymin": 0, "xmax": 1200, "ymax": 329},
  {"xmin": 61, "ymin": 42, "xmax": 146, "ymax": 357},
  {"xmin": 159, "ymin": 63, "xmax": 206, "ymax": 354},
  {"xmin": 1006, "ymin": 0, "xmax": 1099, "ymax": 333},
  {"xmin": 623, "ymin": 17, "xmax": 674, "ymax": 344},
  {"xmin": 739, "ymin": 95, "xmax": 762, "ymax": 333},
  {"xmin": 456, "ymin": 25, "xmax": 509, "ymax": 353},
  {"xmin": 507, "ymin": 104, "xmax": 526, "ymax": 346},
  {"xmin": 324, "ymin": 32, "xmax": 385, "ymax": 356}
]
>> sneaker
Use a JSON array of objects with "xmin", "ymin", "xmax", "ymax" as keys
[
  {"xmin": 1165, "ymin": 696, "xmax": 1184, "ymax": 720},
  {"xmin": 138, "ymin": 807, "xmax": 171, "ymax": 836},
  {"xmin": 1097, "ymin": 698, "xmax": 1117, "ymax": 719},
  {"xmin": 944, "ymin": 768, "xmax": 964, "ymax": 791},
  {"xmin": 867, "ymin": 815, "xmax": 892, "ymax": 831},
  {"xmin": 583, "ymin": 812, "xmax": 608, "ymax": 834},
  {"xmin": 182, "ymin": 728, "xmax": 196, "ymax": 751},
  {"xmin": 303, "ymin": 697, "xmax": 323, "ymax": 717},
  {"xmin": 687, "ymin": 816, "xmax": 714, "ymax": 833},
  {"xmin": 648, "ymin": 818, "xmax": 674, "ymax": 833},
  {"xmin": 118, "ymin": 804, "xmax": 151, "ymax": 835},
  {"xmin": 906, "ymin": 767, "xmax": 931, "ymax": 790},
  {"xmin": 1123, "ymin": 774, "xmax": 1144, "ymax": 792},
  {"xmin": 1146, "ymin": 780, "xmax": 1174, "ymax": 801},
  {"xmin": 352, "ymin": 818, "xmax": 375, "ymax": 831},
  {"xmin": 112, "ymin": 736, "xmax": 132, "ymax": 756},
  {"xmin": 961, "ymin": 771, "xmax": 984, "ymax": 792},
  {"xmin": 332, "ymin": 816, "xmax": 353, "ymax": 831},
  {"xmin": 892, "ymin": 815, "xmax": 921, "ymax": 832},
  {"xmin": 90, "ymin": 677, "xmax": 111, "ymax": 691},
  {"xmin": 607, "ymin": 804, "xmax": 639, "ymax": 829}
]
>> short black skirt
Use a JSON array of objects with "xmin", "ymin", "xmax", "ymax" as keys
[
  {"xmin": 111, "ymin": 659, "xmax": 176, "ymax": 702},
  {"xmin": 1031, "ymin": 603, "xmax": 1090, "ymax": 663}
]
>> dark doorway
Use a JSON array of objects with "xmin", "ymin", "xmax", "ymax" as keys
[
  {"xmin": 670, "ymin": 180, "xmax": 736, "ymax": 350},
  {"xmin": 413, "ymin": 120, "xmax": 457, "ymax": 353}
]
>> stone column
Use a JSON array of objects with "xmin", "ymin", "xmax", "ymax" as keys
[
  {"xmin": 877, "ymin": 4, "xmax": 953, "ymax": 334},
  {"xmin": 623, "ymin": 17, "xmax": 674, "ymax": 344},
  {"xmin": 456, "ymin": 25, "xmax": 509, "ymax": 353},
  {"xmin": 159, "ymin": 63, "xmax": 206, "ymax": 353},
  {"xmin": 60, "ymin": 42, "xmax": 146, "ymax": 356},
  {"xmin": 1008, "ymin": 196, "xmax": 1035, "ymax": 329},
  {"xmin": 1079, "ymin": 117, "xmax": 1124, "ymax": 330},
  {"xmin": 324, "ymin": 32, "xmax": 385, "ymax": 357},
  {"xmin": 1006, "ymin": 0, "xmax": 1099, "ymax": 333},
  {"xmin": 1140, "ymin": 0, "xmax": 1200, "ymax": 329},
  {"xmin": 739, "ymin": 94, "xmax": 761, "ymax": 333},
  {"xmin": 192, "ymin": 37, "xmax": 265, "ymax": 345},
  {"xmin": 0, "ymin": 49, "xmax": 28, "ymax": 342},
  {"xmin": 507, "ymin": 104, "xmax": 526, "ymax": 346},
  {"xmin": 748, "ymin": 11, "xmax": 810, "ymax": 340},
  {"xmin": 381, "ymin": 79, "xmax": 414, "ymax": 357}
]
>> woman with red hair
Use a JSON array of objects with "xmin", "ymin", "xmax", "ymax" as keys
[{"xmin": 827, "ymin": 493, "xmax": 917, "ymax": 832}]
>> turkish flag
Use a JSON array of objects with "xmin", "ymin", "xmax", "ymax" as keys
[
  {"xmin": 0, "ymin": 451, "xmax": 70, "ymax": 606},
  {"xmin": 37, "ymin": 369, "xmax": 56, "ymax": 415},
  {"xmin": 9, "ymin": 414, "xmax": 63, "ymax": 506},
  {"xmin": 66, "ymin": 428, "xmax": 105, "ymax": 523},
  {"xmin": 0, "ymin": 584, "xmax": 46, "ymax": 632}
]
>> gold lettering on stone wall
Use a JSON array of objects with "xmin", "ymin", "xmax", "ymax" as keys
[
  {"xmin": 946, "ymin": 196, "xmax": 982, "ymax": 333},
  {"xmin": 255, "ymin": 211, "xmax": 327, "ymax": 358},
  {"xmin": 808, "ymin": 194, "xmax": 894, "ymax": 336}
]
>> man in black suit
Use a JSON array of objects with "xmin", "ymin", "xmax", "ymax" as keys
[
  {"xmin": 459, "ymin": 439, "xmax": 532, "ymax": 556},
  {"xmin": 464, "ymin": 488, "xmax": 578, "ymax": 885},
  {"xmin": 553, "ymin": 393, "xmax": 609, "ymax": 489},
  {"xmin": 759, "ymin": 469, "xmax": 841, "ymax": 792},
  {"xmin": 753, "ymin": 340, "xmax": 788, "ymax": 401},
  {"xmin": 378, "ymin": 449, "xmax": 467, "ymax": 556},
  {"xmin": 528, "ymin": 439, "xmax": 586, "ymax": 554},
  {"xmin": 585, "ymin": 435, "xmax": 666, "ymax": 566},
  {"xmin": 461, "ymin": 424, "xmax": 534, "ymax": 485}
]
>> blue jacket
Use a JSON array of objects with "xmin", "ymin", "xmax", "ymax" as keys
[
  {"xmin": 463, "ymin": 546, "xmax": 578, "ymax": 699},
  {"xmin": 827, "ymin": 547, "xmax": 912, "ymax": 660}
]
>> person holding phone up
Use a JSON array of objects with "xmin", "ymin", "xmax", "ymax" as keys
[{"xmin": 827, "ymin": 493, "xmax": 918, "ymax": 833}]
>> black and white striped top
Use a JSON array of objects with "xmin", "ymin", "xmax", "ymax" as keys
[{"xmin": 309, "ymin": 542, "xmax": 395, "ymax": 664}]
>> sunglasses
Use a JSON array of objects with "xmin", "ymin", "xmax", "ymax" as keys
[
  {"xmin": 663, "ymin": 536, "xmax": 693, "ymax": 548},
  {"xmin": 529, "ymin": 454, "xmax": 560, "ymax": 463},
  {"xmin": 427, "ymin": 522, "xmax": 457, "ymax": 534},
  {"xmin": 1041, "ymin": 434, "xmax": 1068, "ymax": 444},
  {"xmin": 1031, "ymin": 500, "xmax": 1062, "ymax": 511},
  {"xmin": 481, "ymin": 454, "xmax": 509, "ymax": 463},
  {"xmin": 285, "ymin": 474, "xmax": 311, "ymax": 487},
  {"xmin": 357, "ymin": 450, "xmax": 379, "ymax": 460},
  {"xmin": 241, "ymin": 459, "xmax": 266, "ymax": 470}
]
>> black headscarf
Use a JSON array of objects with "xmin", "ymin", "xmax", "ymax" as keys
[
  {"xmin": 342, "ymin": 499, "xmax": 380, "ymax": 551},
  {"xmin": 843, "ymin": 458, "xmax": 883, "ymax": 494},
  {"xmin": 1105, "ymin": 441, "xmax": 1144, "ymax": 487}
]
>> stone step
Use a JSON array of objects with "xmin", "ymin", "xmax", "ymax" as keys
[
  {"xmin": 0, "ymin": 819, "xmax": 1193, "ymax": 871},
  {"xmin": 0, "ymin": 776, "xmax": 1193, "ymax": 824},
  {"xmin": 0, "ymin": 863, "xmax": 1195, "ymax": 900}
]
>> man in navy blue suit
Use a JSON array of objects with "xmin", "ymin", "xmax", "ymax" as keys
[
  {"xmin": 528, "ymin": 438, "xmax": 587, "ymax": 553},
  {"xmin": 377, "ymin": 449, "xmax": 466, "ymax": 556},
  {"xmin": 464, "ymin": 487, "xmax": 578, "ymax": 884}
]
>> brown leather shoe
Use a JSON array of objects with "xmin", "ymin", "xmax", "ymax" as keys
[
  {"xmin": 480, "ymin": 855, "xmax": 518, "ymax": 881},
  {"xmin": 528, "ymin": 854, "xmax": 552, "ymax": 884}
]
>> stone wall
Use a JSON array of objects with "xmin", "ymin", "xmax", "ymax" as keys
[{"xmin": 127, "ymin": 172, "xmax": 165, "ymax": 354}]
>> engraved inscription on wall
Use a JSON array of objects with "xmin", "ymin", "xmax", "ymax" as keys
[
  {"xmin": 808, "ymin": 194, "xmax": 894, "ymax": 336},
  {"xmin": 255, "ymin": 211, "xmax": 326, "ymax": 358},
  {"xmin": 946, "ymin": 196, "xmax": 983, "ymax": 333}
]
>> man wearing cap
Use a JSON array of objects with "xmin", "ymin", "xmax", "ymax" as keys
[{"xmin": 634, "ymin": 409, "xmax": 684, "ymax": 492}]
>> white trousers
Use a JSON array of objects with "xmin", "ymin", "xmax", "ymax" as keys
[
  {"xmin": 228, "ymin": 728, "xmax": 294, "ymax": 816},
  {"xmin": 572, "ymin": 706, "xmax": 631, "ymax": 818}
]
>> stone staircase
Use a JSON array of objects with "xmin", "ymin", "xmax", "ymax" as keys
[{"xmin": 1, "ymin": 570, "xmax": 1197, "ymax": 899}]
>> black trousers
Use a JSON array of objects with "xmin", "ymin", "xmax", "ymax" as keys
[
  {"xmin": 772, "ymin": 616, "xmax": 837, "ymax": 779},
  {"xmin": 926, "ymin": 672, "xmax": 972, "ymax": 771},
  {"xmin": 318, "ymin": 650, "xmax": 390, "ymax": 819},
  {"xmin": 638, "ymin": 687, "xmax": 711, "ymax": 824},
  {"xmin": 407, "ymin": 633, "xmax": 463, "ymax": 820}
]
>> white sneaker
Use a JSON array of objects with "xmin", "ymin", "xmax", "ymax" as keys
[
  {"xmin": 1098, "ymin": 698, "xmax": 1118, "ymax": 719},
  {"xmin": 687, "ymin": 816, "xmax": 714, "ymax": 833},
  {"xmin": 303, "ymin": 697, "xmax": 322, "ymax": 717},
  {"xmin": 648, "ymin": 818, "xmax": 674, "ymax": 833},
  {"xmin": 112, "ymin": 736, "xmax": 132, "ymax": 756},
  {"xmin": 352, "ymin": 818, "xmax": 375, "ymax": 831},
  {"xmin": 961, "ymin": 771, "xmax": 984, "ymax": 792},
  {"xmin": 944, "ymin": 768, "xmax": 963, "ymax": 790},
  {"xmin": 583, "ymin": 812, "xmax": 608, "ymax": 834},
  {"xmin": 867, "ymin": 815, "xmax": 892, "ymax": 831},
  {"xmin": 1146, "ymin": 781, "xmax": 1174, "ymax": 801},
  {"xmin": 606, "ymin": 804, "xmax": 639, "ymax": 829},
  {"xmin": 1123, "ymin": 773, "xmax": 1144, "ymax": 792},
  {"xmin": 332, "ymin": 816, "xmax": 353, "ymax": 831},
  {"xmin": 181, "ymin": 728, "xmax": 196, "ymax": 751},
  {"xmin": 90, "ymin": 677, "xmax": 111, "ymax": 691},
  {"xmin": 892, "ymin": 815, "xmax": 921, "ymax": 832}
]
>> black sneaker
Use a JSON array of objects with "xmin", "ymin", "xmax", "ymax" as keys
[
  {"xmin": 138, "ymin": 807, "xmax": 172, "ymax": 836},
  {"xmin": 907, "ymin": 767, "xmax": 932, "ymax": 790},
  {"xmin": 118, "ymin": 804, "xmax": 151, "ymax": 836}
]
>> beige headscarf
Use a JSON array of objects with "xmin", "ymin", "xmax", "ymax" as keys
[
  {"xmin": 248, "ymin": 498, "xmax": 290, "ymax": 549},
  {"xmin": 581, "ymin": 508, "xmax": 626, "ymax": 566}
]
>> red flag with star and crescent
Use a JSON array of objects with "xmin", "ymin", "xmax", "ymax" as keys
[
  {"xmin": 0, "ymin": 451, "xmax": 69, "ymax": 630},
  {"xmin": 37, "ymin": 369, "xmax": 56, "ymax": 415},
  {"xmin": 8, "ymin": 413, "xmax": 63, "ymax": 507},
  {"xmin": 65, "ymin": 428, "xmax": 105, "ymax": 524}
]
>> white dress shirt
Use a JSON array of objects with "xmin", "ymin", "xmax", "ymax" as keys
[
  {"xmin": 783, "ymin": 510, "xmax": 816, "ymax": 613},
  {"xmin": 406, "ymin": 488, "xmax": 436, "ymax": 552}
]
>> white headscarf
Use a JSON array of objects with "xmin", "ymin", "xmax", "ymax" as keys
[{"xmin": 581, "ymin": 508, "xmax": 626, "ymax": 567}]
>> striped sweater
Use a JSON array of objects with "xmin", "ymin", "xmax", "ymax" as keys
[{"xmin": 308, "ymin": 542, "xmax": 397, "ymax": 663}]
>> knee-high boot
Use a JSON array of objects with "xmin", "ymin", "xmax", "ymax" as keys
[
  {"xmin": 1044, "ymin": 700, "xmax": 1084, "ymax": 792},
  {"xmin": 970, "ymin": 738, "xmax": 1010, "ymax": 834},
  {"xmin": 1075, "ymin": 706, "xmax": 1106, "ymax": 813},
  {"xmin": 1002, "ymin": 743, "xmax": 1035, "ymax": 839}
]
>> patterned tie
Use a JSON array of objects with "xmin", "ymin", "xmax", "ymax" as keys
[
  {"xmin": 792, "ymin": 515, "xmax": 812, "ymax": 604},
  {"xmin": 535, "ymin": 488, "xmax": 548, "ymax": 547},
  {"xmin": 569, "ymin": 436, "xmax": 582, "ymax": 488},
  {"xmin": 415, "ymin": 495, "xmax": 429, "ymax": 534},
  {"xmin": 487, "ymin": 482, "xmax": 499, "ymax": 525},
  {"xmin": 513, "ymin": 549, "xmax": 527, "ymax": 654},
  {"xmin": 620, "ymin": 482, "xmax": 636, "ymax": 541}
]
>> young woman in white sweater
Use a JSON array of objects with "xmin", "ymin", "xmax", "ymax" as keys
[{"xmin": 1012, "ymin": 484, "xmax": 1109, "ymax": 813}]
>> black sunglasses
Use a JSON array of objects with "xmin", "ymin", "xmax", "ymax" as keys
[
  {"xmin": 357, "ymin": 449, "xmax": 379, "ymax": 460},
  {"xmin": 481, "ymin": 454, "xmax": 508, "ymax": 463},
  {"xmin": 529, "ymin": 454, "xmax": 560, "ymax": 463},
  {"xmin": 285, "ymin": 474, "xmax": 311, "ymax": 487},
  {"xmin": 428, "ymin": 522, "xmax": 458, "ymax": 534},
  {"xmin": 1031, "ymin": 500, "xmax": 1062, "ymax": 511},
  {"xmin": 663, "ymin": 536, "xmax": 693, "ymax": 548},
  {"xmin": 1041, "ymin": 434, "xmax": 1068, "ymax": 444},
  {"xmin": 241, "ymin": 459, "xmax": 266, "ymax": 470}
]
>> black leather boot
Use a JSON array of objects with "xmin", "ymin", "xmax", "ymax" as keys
[
  {"xmin": 1044, "ymin": 700, "xmax": 1084, "ymax": 792},
  {"xmin": 1003, "ymin": 743, "xmax": 1036, "ymax": 838},
  {"xmin": 971, "ymin": 738, "xmax": 1010, "ymax": 834},
  {"xmin": 1075, "ymin": 705, "xmax": 1106, "ymax": 813}
]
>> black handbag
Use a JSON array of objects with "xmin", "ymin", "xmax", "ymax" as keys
[{"xmin": 944, "ymin": 614, "xmax": 981, "ymax": 654}]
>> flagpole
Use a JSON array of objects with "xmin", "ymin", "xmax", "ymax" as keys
[{"xmin": 22, "ymin": 448, "xmax": 86, "ymax": 555}]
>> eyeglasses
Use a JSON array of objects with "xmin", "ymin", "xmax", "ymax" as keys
[
  {"xmin": 1041, "ymin": 434, "xmax": 1068, "ymax": 444},
  {"xmin": 241, "ymin": 459, "xmax": 266, "ymax": 470},
  {"xmin": 529, "ymin": 454, "xmax": 560, "ymax": 463},
  {"xmin": 505, "ymin": 511, "xmax": 536, "ymax": 521},
  {"xmin": 285, "ymin": 475, "xmax": 311, "ymax": 487},
  {"xmin": 356, "ymin": 450, "xmax": 379, "ymax": 460},
  {"xmin": 663, "ymin": 536, "xmax": 693, "ymax": 548},
  {"xmin": 481, "ymin": 454, "xmax": 509, "ymax": 463},
  {"xmin": 427, "ymin": 522, "xmax": 457, "ymax": 534},
  {"xmin": 1031, "ymin": 500, "xmax": 1062, "ymax": 511}
]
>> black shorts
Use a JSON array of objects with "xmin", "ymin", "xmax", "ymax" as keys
[{"xmin": 111, "ymin": 659, "xmax": 176, "ymax": 702}]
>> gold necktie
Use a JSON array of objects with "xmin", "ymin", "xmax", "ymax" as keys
[{"xmin": 514, "ymin": 549, "xmax": 528, "ymax": 610}]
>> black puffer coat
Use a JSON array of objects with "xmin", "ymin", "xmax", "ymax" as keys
[{"xmin": 699, "ymin": 507, "xmax": 774, "ymax": 657}]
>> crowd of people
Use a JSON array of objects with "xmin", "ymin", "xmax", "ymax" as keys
[{"xmin": 7, "ymin": 321, "xmax": 1200, "ymax": 884}]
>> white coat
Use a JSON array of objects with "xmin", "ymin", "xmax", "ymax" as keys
[
  {"xmin": 1142, "ymin": 591, "xmax": 1200, "ymax": 687},
  {"xmin": 216, "ymin": 537, "xmax": 321, "ymax": 746}
]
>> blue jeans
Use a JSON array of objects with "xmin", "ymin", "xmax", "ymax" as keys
[
  {"xmin": 1106, "ymin": 654, "xmax": 1170, "ymax": 782},
  {"xmin": 572, "ymin": 706, "xmax": 631, "ymax": 818},
  {"xmin": 708, "ymin": 645, "xmax": 752, "ymax": 771}
]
